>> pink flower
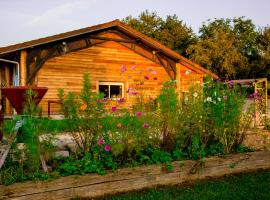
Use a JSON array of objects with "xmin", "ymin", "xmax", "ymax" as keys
[
  {"xmin": 112, "ymin": 106, "xmax": 117, "ymax": 112},
  {"xmin": 104, "ymin": 145, "xmax": 111, "ymax": 152},
  {"xmin": 128, "ymin": 91, "xmax": 138, "ymax": 95},
  {"xmin": 136, "ymin": 111, "xmax": 142, "ymax": 117},
  {"xmin": 118, "ymin": 97, "xmax": 125, "ymax": 104},
  {"xmin": 131, "ymin": 65, "xmax": 136, "ymax": 70},
  {"xmin": 144, "ymin": 76, "xmax": 149, "ymax": 80},
  {"xmin": 118, "ymin": 139, "xmax": 123, "ymax": 144},
  {"xmin": 223, "ymin": 96, "xmax": 227, "ymax": 100},
  {"xmin": 97, "ymin": 137, "xmax": 104, "ymax": 146},
  {"xmin": 151, "ymin": 70, "xmax": 157, "ymax": 75},
  {"xmin": 142, "ymin": 123, "xmax": 149, "ymax": 129},
  {"xmin": 121, "ymin": 65, "xmax": 127, "ymax": 73}
]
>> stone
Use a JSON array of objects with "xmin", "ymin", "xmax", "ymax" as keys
[{"xmin": 54, "ymin": 150, "xmax": 69, "ymax": 158}]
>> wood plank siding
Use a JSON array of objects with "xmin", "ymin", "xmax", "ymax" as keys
[{"xmin": 37, "ymin": 41, "xmax": 171, "ymax": 114}]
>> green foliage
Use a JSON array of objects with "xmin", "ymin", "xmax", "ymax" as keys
[
  {"xmin": 156, "ymin": 81, "xmax": 179, "ymax": 151},
  {"xmin": 188, "ymin": 133, "xmax": 206, "ymax": 160},
  {"xmin": 58, "ymin": 73, "xmax": 105, "ymax": 153},
  {"xmin": 123, "ymin": 10, "xmax": 196, "ymax": 57},
  {"xmin": 203, "ymin": 79, "xmax": 252, "ymax": 153}
]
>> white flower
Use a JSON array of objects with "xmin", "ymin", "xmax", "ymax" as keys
[
  {"xmin": 149, "ymin": 136, "xmax": 152, "ymax": 139},
  {"xmin": 217, "ymin": 97, "xmax": 221, "ymax": 102},
  {"xmin": 214, "ymin": 92, "xmax": 217, "ymax": 96},
  {"xmin": 206, "ymin": 97, "xmax": 212, "ymax": 102},
  {"xmin": 193, "ymin": 92, "xmax": 198, "ymax": 98},
  {"xmin": 213, "ymin": 100, "xmax": 216, "ymax": 104}
]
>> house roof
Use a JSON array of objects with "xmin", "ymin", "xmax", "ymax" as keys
[{"xmin": 0, "ymin": 19, "xmax": 218, "ymax": 79}]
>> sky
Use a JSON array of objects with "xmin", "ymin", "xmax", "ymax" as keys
[{"xmin": 0, "ymin": 0, "xmax": 269, "ymax": 47}]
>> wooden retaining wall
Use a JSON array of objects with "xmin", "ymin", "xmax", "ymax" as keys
[{"xmin": 1, "ymin": 151, "xmax": 270, "ymax": 200}]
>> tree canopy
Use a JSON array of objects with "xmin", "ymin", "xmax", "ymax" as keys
[
  {"xmin": 123, "ymin": 12, "xmax": 270, "ymax": 80},
  {"xmin": 123, "ymin": 10, "xmax": 196, "ymax": 57}
]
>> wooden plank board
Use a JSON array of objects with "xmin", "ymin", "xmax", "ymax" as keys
[{"xmin": 1, "ymin": 151, "xmax": 270, "ymax": 199}]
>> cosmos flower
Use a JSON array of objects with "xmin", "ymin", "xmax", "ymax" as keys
[
  {"xmin": 206, "ymin": 97, "xmax": 212, "ymax": 102},
  {"xmin": 97, "ymin": 137, "xmax": 104, "ymax": 146},
  {"xmin": 131, "ymin": 65, "xmax": 136, "ymax": 70},
  {"xmin": 118, "ymin": 97, "xmax": 125, "ymax": 104},
  {"xmin": 104, "ymin": 145, "xmax": 111, "ymax": 152},
  {"xmin": 128, "ymin": 91, "xmax": 138, "ymax": 95},
  {"xmin": 80, "ymin": 104, "xmax": 87, "ymax": 111},
  {"xmin": 121, "ymin": 65, "xmax": 127, "ymax": 73},
  {"xmin": 112, "ymin": 106, "xmax": 117, "ymax": 112},
  {"xmin": 151, "ymin": 70, "xmax": 157, "ymax": 75},
  {"xmin": 142, "ymin": 123, "xmax": 149, "ymax": 129},
  {"xmin": 136, "ymin": 111, "xmax": 142, "ymax": 117}
]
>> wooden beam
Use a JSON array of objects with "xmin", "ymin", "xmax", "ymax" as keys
[
  {"xmin": 4, "ymin": 66, "xmax": 11, "ymax": 114},
  {"xmin": 89, "ymin": 36, "xmax": 136, "ymax": 44},
  {"xmin": 20, "ymin": 50, "xmax": 27, "ymax": 86},
  {"xmin": 155, "ymin": 52, "xmax": 174, "ymax": 80},
  {"xmin": 176, "ymin": 63, "xmax": 181, "ymax": 99}
]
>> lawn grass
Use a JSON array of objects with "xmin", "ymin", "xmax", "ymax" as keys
[{"xmin": 103, "ymin": 170, "xmax": 270, "ymax": 200}]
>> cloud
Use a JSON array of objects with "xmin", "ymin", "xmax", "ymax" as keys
[{"xmin": 26, "ymin": 0, "xmax": 97, "ymax": 27}]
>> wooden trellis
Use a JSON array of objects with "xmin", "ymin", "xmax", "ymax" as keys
[{"xmin": 232, "ymin": 78, "xmax": 268, "ymax": 127}]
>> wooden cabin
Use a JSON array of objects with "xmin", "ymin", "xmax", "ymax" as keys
[{"xmin": 0, "ymin": 19, "xmax": 218, "ymax": 116}]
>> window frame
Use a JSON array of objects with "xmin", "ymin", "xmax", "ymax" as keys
[{"xmin": 98, "ymin": 81, "xmax": 124, "ymax": 100}]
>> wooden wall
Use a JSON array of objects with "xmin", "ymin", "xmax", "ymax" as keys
[
  {"xmin": 36, "ymin": 40, "xmax": 171, "ymax": 115},
  {"xmin": 179, "ymin": 64, "xmax": 204, "ymax": 92}
]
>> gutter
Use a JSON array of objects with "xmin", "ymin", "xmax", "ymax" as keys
[{"xmin": 0, "ymin": 58, "xmax": 20, "ymax": 86}]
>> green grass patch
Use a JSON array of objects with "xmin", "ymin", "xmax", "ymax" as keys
[
  {"xmin": 103, "ymin": 170, "xmax": 270, "ymax": 200},
  {"xmin": 3, "ymin": 118, "xmax": 73, "ymax": 135}
]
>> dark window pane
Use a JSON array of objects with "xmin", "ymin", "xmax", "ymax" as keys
[
  {"xmin": 110, "ymin": 85, "xmax": 122, "ymax": 99},
  {"xmin": 99, "ymin": 85, "xmax": 109, "ymax": 98}
]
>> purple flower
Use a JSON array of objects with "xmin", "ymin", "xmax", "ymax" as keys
[
  {"xmin": 97, "ymin": 137, "xmax": 104, "ymax": 146},
  {"xmin": 136, "ymin": 111, "xmax": 142, "ymax": 117},
  {"xmin": 228, "ymin": 80, "xmax": 234, "ymax": 87},
  {"xmin": 153, "ymin": 77, "xmax": 158, "ymax": 80},
  {"xmin": 223, "ymin": 96, "xmax": 227, "ymax": 100},
  {"xmin": 104, "ymin": 145, "xmax": 111, "ymax": 152},
  {"xmin": 121, "ymin": 65, "xmax": 127, "ymax": 73},
  {"xmin": 128, "ymin": 91, "xmax": 138, "ymax": 95},
  {"xmin": 142, "ymin": 123, "xmax": 149, "ymax": 129},
  {"xmin": 112, "ymin": 106, "xmax": 117, "ymax": 112},
  {"xmin": 118, "ymin": 97, "xmax": 125, "ymax": 104},
  {"xmin": 144, "ymin": 76, "xmax": 149, "ymax": 80},
  {"xmin": 131, "ymin": 65, "xmax": 136, "ymax": 70}
]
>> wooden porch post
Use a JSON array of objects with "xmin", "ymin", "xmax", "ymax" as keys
[
  {"xmin": 20, "ymin": 50, "xmax": 27, "ymax": 86},
  {"xmin": 176, "ymin": 63, "xmax": 181, "ymax": 100}
]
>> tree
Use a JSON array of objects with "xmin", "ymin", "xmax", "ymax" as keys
[
  {"xmin": 255, "ymin": 27, "xmax": 270, "ymax": 79},
  {"xmin": 187, "ymin": 28, "xmax": 245, "ymax": 79},
  {"xmin": 187, "ymin": 17, "xmax": 260, "ymax": 79},
  {"xmin": 123, "ymin": 10, "xmax": 196, "ymax": 57}
]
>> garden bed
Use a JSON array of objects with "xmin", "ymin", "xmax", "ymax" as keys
[{"xmin": 1, "ymin": 151, "xmax": 270, "ymax": 200}]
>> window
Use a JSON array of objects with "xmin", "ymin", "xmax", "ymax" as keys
[{"xmin": 98, "ymin": 82, "xmax": 124, "ymax": 100}]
